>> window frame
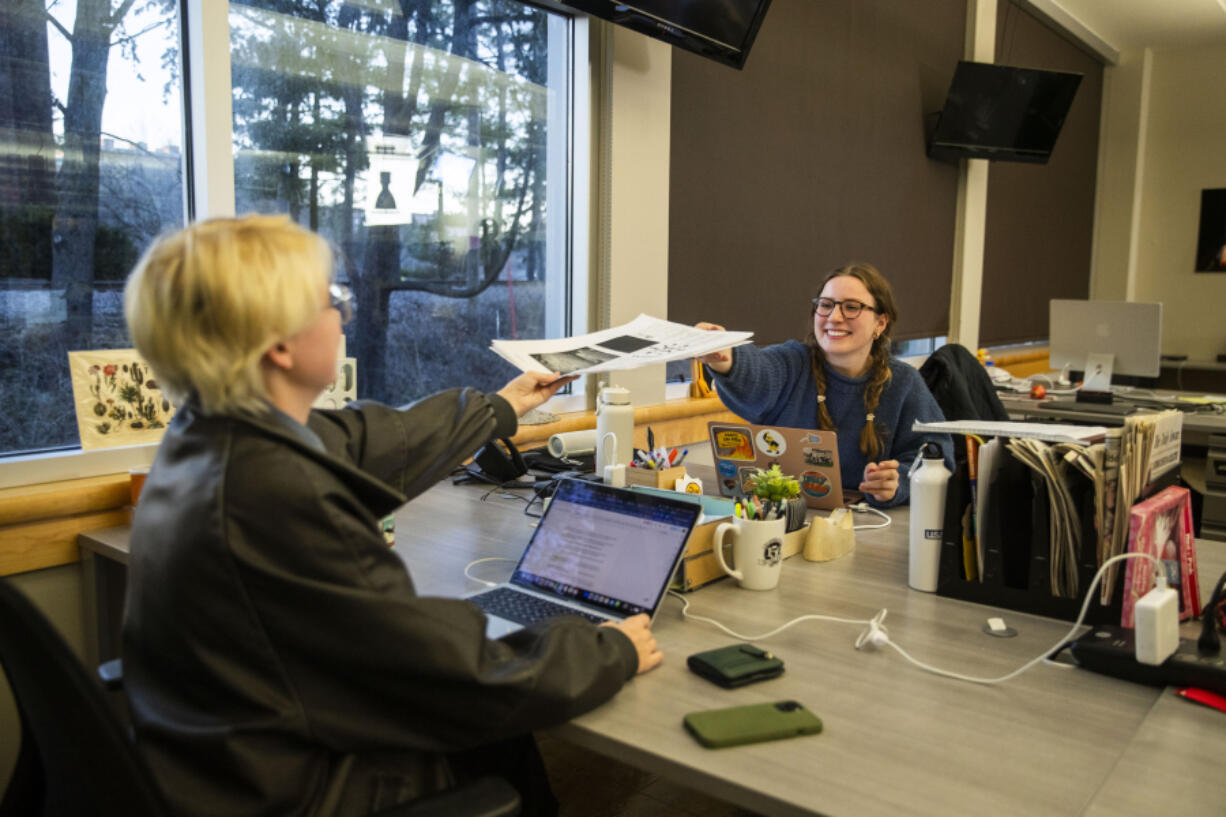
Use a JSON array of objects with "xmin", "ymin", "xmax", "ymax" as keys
[{"xmin": 0, "ymin": 0, "xmax": 594, "ymax": 483}]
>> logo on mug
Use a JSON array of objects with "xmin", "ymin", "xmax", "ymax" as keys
[{"xmin": 761, "ymin": 540, "xmax": 782, "ymax": 567}]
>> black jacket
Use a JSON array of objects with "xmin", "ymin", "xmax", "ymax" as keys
[
  {"xmin": 918, "ymin": 344, "xmax": 1009, "ymax": 424},
  {"xmin": 123, "ymin": 391, "xmax": 637, "ymax": 817}
]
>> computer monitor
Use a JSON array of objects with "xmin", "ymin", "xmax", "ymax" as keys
[{"xmin": 1049, "ymin": 299, "xmax": 1162, "ymax": 386}]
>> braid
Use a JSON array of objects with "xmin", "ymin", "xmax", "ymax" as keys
[
  {"xmin": 808, "ymin": 348, "xmax": 835, "ymax": 431},
  {"xmin": 858, "ymin": 336, "xmax": 893, "ymax": 459}
]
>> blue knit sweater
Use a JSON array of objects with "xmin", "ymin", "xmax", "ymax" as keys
[{"xmin": 709, "ymin": 340, "xmax": 953, "ymax": 507}]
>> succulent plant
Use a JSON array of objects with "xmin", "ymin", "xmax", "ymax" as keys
[{"xmin": 747, "ymin": 464, "xmax": 801, "ymax": 502}]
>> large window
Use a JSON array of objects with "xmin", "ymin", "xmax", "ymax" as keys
[
  {"xmin": 0, "ymin": 0, "xmax": 581, "ymax": 460},
  {"xmin": 229, "ymin": 0, "xmax": 576, "ymax": 404},
  {"xmin": 0, "ymin": 0, "xmax": 184, "ymax": 455}
]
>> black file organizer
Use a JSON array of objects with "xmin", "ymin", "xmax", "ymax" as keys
[{"xmin": 933, "ymin": 446, "xmax": 1171, "ymax": 625}]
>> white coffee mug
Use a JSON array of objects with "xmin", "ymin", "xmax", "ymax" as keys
[{"xmin": 713, "ymin": 516, "xmax": 786, "ymax": 590}]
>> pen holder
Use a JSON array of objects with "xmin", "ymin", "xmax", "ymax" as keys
[{"xmin": 625, "ymin": 465, "xmax": 687, "ymax": 490}]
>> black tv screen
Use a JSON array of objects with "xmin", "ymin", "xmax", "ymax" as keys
[
  {"xmin": 559, "ymin": 0, "xmax": 773, "ymax": 70},
  {"xmin": 927, "ymin": 61, "xmax": 1083, "ymax": 164}
]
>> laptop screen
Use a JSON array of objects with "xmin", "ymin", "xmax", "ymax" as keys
[{"xmin": 510, "ymin": 479, "xmax": 699, "ymax": 617}]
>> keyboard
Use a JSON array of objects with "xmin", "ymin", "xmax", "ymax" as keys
[{"xmin": 469, "ymin": 586, "xmax": 607, "ymax": 626}]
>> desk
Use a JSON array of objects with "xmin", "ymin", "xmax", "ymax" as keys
[{"xmin": 78, "ymin": 475, "xmax": 1226, "ymax": 817}]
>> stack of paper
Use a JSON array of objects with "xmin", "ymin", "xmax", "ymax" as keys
[
  {"xmin": 489, "ymin": 314, "xmax": 753, "ymax": 377},
  {"xmin": 912, "ymin": 419, "xmax": 1110, "ymax": 444}
]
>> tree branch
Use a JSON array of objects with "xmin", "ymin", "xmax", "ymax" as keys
[
  {"xmin": 43, "ymin": 9, "xmax": 73, "ymax": 44},
  {"xmin": 107, "ymin": 0, "xmax": 139, "ymax": 29},
  {"xmin": 109, "ymin": 18, "xmax": 169, "ymax": 49},
  {"xmin": 99, "ymin": 129, "xmax": 175, "ymax": 160}
]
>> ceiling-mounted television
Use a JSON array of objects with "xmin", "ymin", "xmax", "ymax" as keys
[
  {"xmin": 559, "ymin": 0, "xmax": 773, "ymax": 70},
  {"xmin": 926, "ymin": 60, "xmax": 1083, "ymax": 164}
]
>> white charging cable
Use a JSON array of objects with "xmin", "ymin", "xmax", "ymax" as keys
[
  {"xmin": 673, "ymin": 551, "xmax": 1163, "ymax": 686},
  {"xmin": 855, "ymin": 551, "xmax": 1164, "ymax": 685},
  {"xmin": 848, "ymin": 502, "xmax": 891, "ymax": 530},
  {"xmin": 669, "ymin": 590, "xmax": 879, "ymax": 640},
  {"xmin": 463, "ymin": 557, "xmax": 517, "ymax": 587}
]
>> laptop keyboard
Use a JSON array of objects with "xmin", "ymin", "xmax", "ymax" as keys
[{"xmin": 470, "ymin": 587, "xmax": 607, "ymax": 626}]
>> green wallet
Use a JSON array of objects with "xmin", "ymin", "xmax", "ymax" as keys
[{"xmin": 686, "ymin": 644, "xmax": 785, "ymax": 688}]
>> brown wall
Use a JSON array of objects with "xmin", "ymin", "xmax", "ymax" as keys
[
  {"xmin": 667, "ymin": 0, "xmax": 966, "ymax": 343},
  {"xmin": 979, "ymin": 0, "xmax": 1104, "ymax": 345}
]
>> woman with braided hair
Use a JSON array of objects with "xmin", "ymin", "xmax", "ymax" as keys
[{"xmin": 695, "ymin": 262, "xmax": 952, "ymax": 507}]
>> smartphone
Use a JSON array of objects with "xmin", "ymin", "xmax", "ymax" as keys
[{"xmin": 682, "ymin": 700, "xmax": 823, "ymax": 748}]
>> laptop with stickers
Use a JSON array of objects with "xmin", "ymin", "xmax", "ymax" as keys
[
  {"xmin": 466, "ymin": 477, "xmax": 701, "ymax": 639},
  {"xmin": 707, "ymin": 421, "xmax": 845, "ymax": 510}
]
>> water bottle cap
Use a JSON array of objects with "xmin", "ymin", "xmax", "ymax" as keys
[
  {"xmin": 600, "ymin": 386, "xmax": 631, "ymax": 405},
  {"xmin": 921, "ymin": 441, "xmax": 944, "ymax": 459}
]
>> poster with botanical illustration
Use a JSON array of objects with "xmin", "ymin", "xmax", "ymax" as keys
[
  {"xmin": 313, "ymin": 358, "xmax": 357, "ymax": 410},
  {"xmin": 68, "ymin": 350, "xmax": 176, "ymax": 450}
]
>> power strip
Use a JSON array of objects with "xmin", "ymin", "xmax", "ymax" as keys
[{"xmin": 1068, "ymin": 625, "xmax": 1226, "ymax": 695}]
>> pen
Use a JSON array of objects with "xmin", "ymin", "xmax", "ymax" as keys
[{"xmin": 674, "ymin": 449, "xmax": 688, "ymax": 467}]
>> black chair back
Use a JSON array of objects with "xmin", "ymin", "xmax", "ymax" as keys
[{"xmin": 0, "ymin": 579, "xmax": 170, "ymax": 817}]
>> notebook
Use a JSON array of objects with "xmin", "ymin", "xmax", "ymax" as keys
[
  {"xmin": 466, "ymin": 477, "xmax": 702, "ymax": 639},
  {"xmin": 707, "ymin": 421, "xmax": 844, "ymax": 510}
]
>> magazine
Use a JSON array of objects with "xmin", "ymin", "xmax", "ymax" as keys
[{"xmin": 1120, "ymin": 485, "xmax": 1201, "ymax": 628}]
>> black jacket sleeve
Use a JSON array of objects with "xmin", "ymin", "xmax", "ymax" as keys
[{"xmin": 307, "ymin": 389, "xmax": 518, "ymax": 502}]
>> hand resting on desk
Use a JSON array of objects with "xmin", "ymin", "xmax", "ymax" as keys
[{"xmin": 602, "ymin": 614, "xmax": 663, "ymax": 674}]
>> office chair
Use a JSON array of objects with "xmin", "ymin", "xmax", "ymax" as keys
[
  {"xmin": 0, "ymin": 579, "xmax": 520, "ymax": 817},
  {"xmin": 0, "ymin": 578, "xmax": 172, "ymax": 817}
]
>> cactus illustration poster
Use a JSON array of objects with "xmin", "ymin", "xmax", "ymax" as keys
[{"xmin": 68, "ymin": 350, "xmax": 177, "ymax": 450}]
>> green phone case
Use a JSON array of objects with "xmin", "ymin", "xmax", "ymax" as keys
[
  {"xmin": 687, "ymin": 644, "xmax": 785, "ymax": 688},
  {"xmin": 682, "ymin": 701, "xmax": 823, "ymax": 749}
]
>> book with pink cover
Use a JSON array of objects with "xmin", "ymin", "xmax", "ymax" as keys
[{"xmin": 1120, "ymin": 485, "xmax": 1201, "ymax": 628}]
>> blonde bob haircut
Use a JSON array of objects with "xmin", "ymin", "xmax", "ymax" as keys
[{"xmin": 124, "ymin": 214, "xmax": 333, "ymax": 416}]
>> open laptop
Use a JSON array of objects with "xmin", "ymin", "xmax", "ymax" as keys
[
  {"xmin": 707, "ymin": 421, "xmax": 845, "ymax": 510},
  {"xmin": 466, "ymin": 477, "xmax": 701, "ymax": 639}
]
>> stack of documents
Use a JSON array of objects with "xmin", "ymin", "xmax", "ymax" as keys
[{"xmin": 489, "ymin": 314, "xmax": 753, "ymax": 377}]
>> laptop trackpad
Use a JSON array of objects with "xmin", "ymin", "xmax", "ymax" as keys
[{"xmin": 484, "ymin": 615, "xmax": 522, "ymax": 640}]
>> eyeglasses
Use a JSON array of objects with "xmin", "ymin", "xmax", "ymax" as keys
[
  {"xmin": 812, "ymin": 297, "xmax": 879, "ymax": 320},
  {"xmin": 329, "ymin": 282, "xmax": 355, "ymax": 326}
]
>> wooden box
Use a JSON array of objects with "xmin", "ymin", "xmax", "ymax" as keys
[{"xmin": 625, "ymin": 465, "xmax": 687, "ymax": 490}]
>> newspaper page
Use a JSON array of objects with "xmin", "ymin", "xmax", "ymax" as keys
[
  {"xmin": 489, "ymin": 314, "xmax": 754, "ymax": 376},
  {"xmin": 1005, "ymin": 438, "xmax": 1081, "ymax": 598}
]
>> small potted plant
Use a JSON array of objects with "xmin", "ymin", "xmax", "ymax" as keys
[{"xmin": 743, "ymin": 464, "xmax": 804, "ymax": 530}]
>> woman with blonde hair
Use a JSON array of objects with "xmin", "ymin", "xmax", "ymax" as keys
[
  {"xmin": 696, "ymin": 262, "xmax": 952, "ymax": 506},
  {"xmin": 122, "ymin": 214, "xmax": 660, "ymax": 817}
]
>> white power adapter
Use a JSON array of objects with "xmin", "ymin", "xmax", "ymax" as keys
[{"xmin": 1134, "ymin": 574, "xmax": 1180, "ymax": 666}]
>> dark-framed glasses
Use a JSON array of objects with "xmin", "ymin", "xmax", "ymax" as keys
[
  {"xmin": 812, "ymin": 297, "xmax": 879, "ymax": 319},
  {"xmin": 329, "ymin": 282, "xmax": 355, "ymax": 326}
]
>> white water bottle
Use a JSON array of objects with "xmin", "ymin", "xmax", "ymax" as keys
[
  {"xmin": 595, "ymin": 386, "xmax": 634, "ymax": 474},
  {"xmin": 908, "ymin": 442, "xmax": 951, "ymax": 592}
]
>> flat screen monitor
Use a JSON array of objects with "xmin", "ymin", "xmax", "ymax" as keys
[
  {"xmin": 1049, "ymin": 300, "xmax": 1163, "ymax": 381},
  {"xmin": 927, "ymin": 61, "xmax": 1083, "ymax": 164},
  {"xmin": 558, "ymin": 0, "xmax": 773, "ymax": 70}
]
